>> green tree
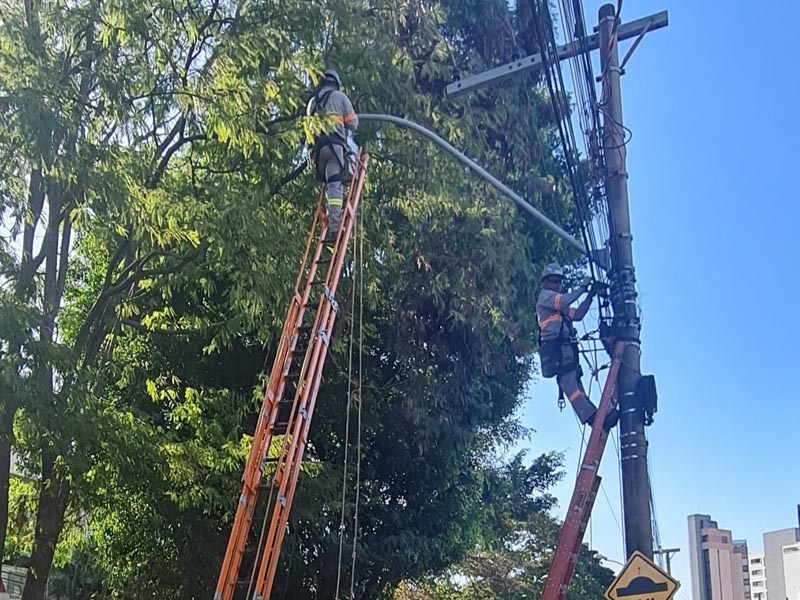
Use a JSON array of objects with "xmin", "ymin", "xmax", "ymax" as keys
[
  {"xmin": 0, "ymin": 0, "xmax": 590, "ymax": 597},
  {"xmin": 0, "ymin": 0, "xmax": 319, "ymax": 595}
]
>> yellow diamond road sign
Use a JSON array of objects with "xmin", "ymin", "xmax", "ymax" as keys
[{"xmin": 605, "ymin": 551, "xmax": 680, "ymax": 600}]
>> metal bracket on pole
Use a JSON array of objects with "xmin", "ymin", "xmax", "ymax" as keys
[{"xmin": 446, "ymin": 11, "xmax": 668, "ymax": 98}]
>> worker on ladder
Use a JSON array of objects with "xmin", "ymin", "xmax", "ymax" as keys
[
  {"xmin": 306, "ymin": 68, "xmax": 359, "ymax": 244},
  {"xmin": 537, "ymin": 263, "xmax": 619, "ymax": 430}
]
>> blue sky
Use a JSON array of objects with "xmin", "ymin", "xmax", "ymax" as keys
[{"xmin": 513, "ymin": 0, "xmax": 800, "ymax": 596}]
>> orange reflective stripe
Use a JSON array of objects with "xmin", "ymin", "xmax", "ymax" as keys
[
  {"xmin": 538, "ymin": 314, "xmax": 562, "ymax": 329},
  {"xmin": 568, "ymin": 308, "xmax": 576, "ymax": 319},
  {"xmin": 569, "ymin": 390, "xmax": 584, "ymax": 402},
  {"xmin": 343, "ymin": 112, "xmax": 357, "ymax": 123},
  {"xmin": 554, "ymin": 294, "xmax": 562, "ymax": 311}
]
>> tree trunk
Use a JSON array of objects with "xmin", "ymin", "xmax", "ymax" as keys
[
  {"xmin": 22, "ymin": 447, "xmax": 70, "ymax": 600},
  {"xmin": 0, "ymin": 405, "xmax": 13, "ymax": 576}
]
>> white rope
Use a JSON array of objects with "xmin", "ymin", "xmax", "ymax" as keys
[
  {"xmin": 335, "ymin": 203, "xmax": 359, "ymax": 599},
  {"xmin": 349, "ymin": 201, "xmax": 365, "ymax": 599}
]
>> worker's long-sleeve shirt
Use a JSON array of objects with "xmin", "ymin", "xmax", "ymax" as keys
[
  {"xmin": 536, "ymin": 288, "xmax": 583, "ymax": 342},
  {"xmin": 306, "ymin": 86, "xmax": 358, "ymax": 143}
]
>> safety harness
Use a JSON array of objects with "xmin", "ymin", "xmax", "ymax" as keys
[
  {"xmin": 307, "ymin": 88, "xmax": 356, "ymax": 184},
  {"xmin": 538, "ymin": 311, "xmax": 580, "ymax": 380}
]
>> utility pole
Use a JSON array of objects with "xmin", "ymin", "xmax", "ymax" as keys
[
  {"xmin": 445, "ymin": 1, "xmax": 668, "ymax": 564},
  {"xmin": 654, "ymin": 548, "xmax": 681, "ymax": 576},
  {"xmin": 598, "ymin": 2, "xmax": 653, "ymax": 560}
]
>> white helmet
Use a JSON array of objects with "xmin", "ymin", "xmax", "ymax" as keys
[
  {"xmin": 323, "ymin": 68, "xmax": 342, "ymax": 89},
  {"xmin": 540, "ymin": 263, "xmax": 564, "ymax": 283}
]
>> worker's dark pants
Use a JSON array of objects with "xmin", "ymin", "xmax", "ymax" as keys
[
  {"xmin": 316, "ymin": 145, "xmax": 344, "ymax": 235},
  {"xmin": 555, "ymin": 344, "xmax": 597, "ymax": 424}
]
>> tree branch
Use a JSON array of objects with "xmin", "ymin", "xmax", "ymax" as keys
[
  {"xmin": 120, "ymin": 318, "xmax": 229, "ymax": 336},
  {"xmin": 55, "ymin": 212, "xmax": 72, "ymax": 304},
  {"xmin": 268, "ymin": 161, "xmax": 309, "ymax": 199},
  {"xmin": 146, "ymin": 115, "xmax": 207, "ymax": 189}
]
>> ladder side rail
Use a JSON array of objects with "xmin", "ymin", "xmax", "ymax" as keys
[
  {"xmin": 253, "ymin": 155, "xmax": 370, "ymax": 597},
  {"xmin": 215, "ymin": 194, "xmax": 329, "ymax": 600},
  {"xmin": 554, "ymin": 476, "xmax": 603, "ymax": 600},
  {"xmin": 254, "ymin": 305, "xmax": 333, "ymax": 596},
  {"xmin": 217, "ymin": 311, "xmax": 301, "ymax": 600},
  {"xmin": 243, "ymin": 196, "xmax": 330, "ymax": 492},
  {"xmin": 558, "ymin": 477, "xmax": 602, "ymax": 600},
  {"xmin": 293, "ymin": 194, "xmax": 327, "ymax": 291},
  {"xmin": 263, "ymin": 154, "xmax": 369, "ymax": 487},
  {"xmin": 242, "ymin": 304, "xmax": 297, "ymax": 489},
  {"xmin": 541, "ymin": 341, "xmax": 626, "ymax": 600},
  {"xmin": 215, "ymin": 491, "xmax": 256, "ymax": 599},
  {"xmin": 215, "ymin": 276, "xmax": 307, "ymax": 600},
  {"xmin": 250, "ymin": 201, "xmax": 330, "ymax": 488}
]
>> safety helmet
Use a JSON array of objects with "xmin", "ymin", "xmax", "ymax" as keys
[
  {"xmin": 540, "ymin": 263, "xmax": 564, "ymax": 283},
  {"xmin": 322, "ymin": 68, "xmax": 342, "ymax": 89}
]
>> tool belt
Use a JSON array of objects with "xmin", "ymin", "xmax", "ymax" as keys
[{"xmin": 539, "ymin": 316, "xmax": 580, "ymax": 379}]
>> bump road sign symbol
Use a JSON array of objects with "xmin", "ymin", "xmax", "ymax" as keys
[{"xmin": 604, "ymin": 551, "xmax": 680, "ymax": 600}]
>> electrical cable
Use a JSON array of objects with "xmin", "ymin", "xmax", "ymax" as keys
[
  {"xmin": 349, "ymin": 199, "xmax": 365, "ymax": 599},
  {"xmin": 334, "ymin": 211, "xmax": 360, "ymax": 598}
]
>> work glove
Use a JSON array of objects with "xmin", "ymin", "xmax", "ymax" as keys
[{"xmin": 590, "ymin": 281, "xmax": 609, "ymax": 297}]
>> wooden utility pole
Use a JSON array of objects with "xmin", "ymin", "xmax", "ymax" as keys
[{"xmin": 598, "ymin": 2, "xmax": 653, "ymax": 560}]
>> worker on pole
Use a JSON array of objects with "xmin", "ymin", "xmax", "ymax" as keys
[
  {"xmin": 305, "ymin": 68, "xmax": 359, "ymax": 243},
  {"xmin": 537, "ymin": 263, "xmax": 619, "ymax": 430}
]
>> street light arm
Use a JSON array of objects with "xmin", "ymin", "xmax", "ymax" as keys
[
  {"xmin": 357, "ymin": 113, "xmax": 588, "ymax": 256},
  {"xmin": 596, "ymin": 554, "xmax": 626, "ymax": 567}
]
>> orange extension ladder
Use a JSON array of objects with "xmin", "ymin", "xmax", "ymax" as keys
[{"xmin": 214, "ymin": 152, "xmax": 369, "ymax": 600}]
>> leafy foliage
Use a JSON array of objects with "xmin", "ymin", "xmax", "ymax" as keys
[{"xmin": 0, "ymin": 0, "xmax": 600, "ymax": 597}]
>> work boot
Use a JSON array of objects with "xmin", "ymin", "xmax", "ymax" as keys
[
  {"xmin": 324, "ymin": 204, "xmax": 342, "ymax": 244},
  {"xmin": 571, "ymin": 395, "xmax": 598, "ymax": 426},
  {"xmin": 602, "ymin": 406, "xmax": 620, "ymax": 431}
]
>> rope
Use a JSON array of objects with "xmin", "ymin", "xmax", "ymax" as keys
[
  {"xmin": 349, "ymin": 202, "xmax": 365, "ymax": 599},
  {"xmin": 335, "ymin": 198, "xmax": 360, "ymax": 599}
]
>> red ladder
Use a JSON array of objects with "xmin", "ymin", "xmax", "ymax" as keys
[
  {"xmin": 540, "ymin": 341, "xmax": 626, "ymax": 600},
  {"xmin": 214, "ymin": 152, "xmax": 370, "ymax": 600}
]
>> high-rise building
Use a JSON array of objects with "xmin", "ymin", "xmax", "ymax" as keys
[
  {"xmin": 687, "ymin": 514, "xmax": 747, "ymax": 600},
  {"xmin": 749, "ymin": 551, "xmax": 768, "ymax": 600},
  {"xmin": 734, "ymin": 540, "xmax": 752, "ymax": 600},
  {"xmin": 784, "ymin": 543, "xmax": 800, "ymax": 600},
  {"xmin": 764, "ymin": 527, "xmax": 800, "ymax": 600}
]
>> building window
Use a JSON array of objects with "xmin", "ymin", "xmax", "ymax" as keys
[
  {"xmin": 743, "ymin": 565, "xmax": 749, "ymax": 572},
  {"xmin": 752, "ymin": 569, "xmax": 763, "ymax": 576},
  {"xmin": 722, "ymin": 535, "xmax": 729, "ymax": 543},
  {"xmin": 753, "ymin": 581, "xmax": 764, "ymax": 588},
  {"xmin": 701, "ymin": 535, "xmax": 709, "ymax": 542},
  {"xmin": 751, "ymin": 557, "xmax": 762, "ymax": 564},
  {"xmin": 784, "ymin": 546, "xmax": 800, "ymax": 554}
]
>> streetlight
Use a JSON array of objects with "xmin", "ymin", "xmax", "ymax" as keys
[{"xmin": 595, "ymin": 554, "xmax": 626, "ymax": 568}]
